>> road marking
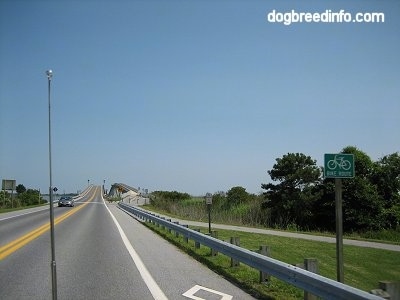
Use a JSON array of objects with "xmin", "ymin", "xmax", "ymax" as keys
[
  {"xmin": 182, "ymin": 285, "xmax": 233, "ymax": 300},
  {"xmin": 0, "ymin": 190, "xmax": 96, "ymax": 260},
  {"xmin": 102, "ymin": 196, "xmax": 168, "ymax": 300}
]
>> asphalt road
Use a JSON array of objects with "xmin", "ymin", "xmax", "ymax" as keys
[{"xmin": 0, "ymin": 186, "xmax": 256, "ymax": 300}]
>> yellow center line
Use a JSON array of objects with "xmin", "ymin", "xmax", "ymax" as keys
[{"xmin": 0, "ymin": 188, "xmax": 98, "ymax": 260}]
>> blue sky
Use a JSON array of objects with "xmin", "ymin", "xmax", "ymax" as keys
[{"xmin": 1, "ymin": 0, "xmax": 399, "ymax": 196}]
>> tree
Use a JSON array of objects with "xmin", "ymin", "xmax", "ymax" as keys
[
  {"xmin": 312, "ymin": 179, "xmax": 336, "ymax": 230},
  {"xmin": 371, "ymin": 152, "xmax": 400, "ymax": 228},
  {"xmin": 335, "ymin": 146, "xmax": 384, "ymax": 231},
  {"xmin": 343, "ymin": 176, "xmax": 383, "ymax": 231},
  {"xmin": 18, "ymin": 189, "xmax": 41, "ymax": 206},
  {"xmin": 342, "ymin": 146, "xmax": 374, "ymax": 178},
  {"xmin": 226, "ymin": 186, "xmax": 249, "ymax": 207},
  {"xmin": 261, "ymin": 153, "xmax": 321, "ymax": 229},
  {"xmin": 211, "ymin": 192, "xmax": 226, "ymax": 209},
  {"xmin": 16, "ymin": 184, "xmax": 26, "ymax": 195},
  {"xmin": 152, "ymin": 191, "xmax": 190, "ymax": 201},
  {"xmin": 371, "ymin": 152, "xmax": 400, "ymax": 208}
]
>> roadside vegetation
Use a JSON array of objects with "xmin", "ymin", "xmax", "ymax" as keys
[
  {"xmin": 143, "ymin": 146, "xmax": 400, "ymax": 298},
  {"xmin": 0, "ymin": 184, "xmax": 44, "ymax": 212},
  {"xmin": 149, "ymin": 146, "xmax": 400, "ymax": 243}
]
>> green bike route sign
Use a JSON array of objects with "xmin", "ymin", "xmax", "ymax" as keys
[
  {"xmin": 324, "ymin": 153, "xmax": 355, "ymax": 178},
  {"xmin": 324, "ymin": 153, "xmax": 355, "ymax": 282}
]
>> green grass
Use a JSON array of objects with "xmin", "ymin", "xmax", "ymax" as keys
[
  {"xmin": 0, "ymin": 203, "xmax": 48, "ymax": 213},
  {"xmin": 143, "ymin": 221, "xmax": 400, "ymax": 300}
]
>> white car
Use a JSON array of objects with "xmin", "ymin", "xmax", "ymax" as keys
[{"xmin": 58, "ymin": 196, "xmax": 74, "ymax": 207}]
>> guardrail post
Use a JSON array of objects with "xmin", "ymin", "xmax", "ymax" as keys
[
  {"xmin": 194, "ymin": 229, "xmax": 201, "ymax": 249},
  {"xmin": 379, "ymin": 281, "xmax": 400, "ymax": 300},
  {"xmin": 183, "ymin": 225, "xmax": 189, "ymax": 243},
  {"xmin": 160, "ymin": 217, "xmax": 165, "ymax": 230},
  {"xmin": 230, "ymin": 237, "xmax": 240, "ymax": 267},
  {"xmin": 174, "ymin": 222, "xmax": 180, "ymax": 238},
  {"xmin": 297, "ymin": 258, "xmax": 318, "ymax": 300},
  {"xmin": 167, "ymin": 219, "xmax": 172, "ymax": 233},
  {"xmin": 258, "ymin": 245, "xmax": 271, "ymax": 283},
  {"xmin": 210, "ymin": 231, "xmax": 218, "ymax": 256}
]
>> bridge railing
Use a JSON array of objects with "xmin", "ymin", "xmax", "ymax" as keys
[{"xmin": 118, "ymin": 202, "xmax": 382, "ymax": 300}]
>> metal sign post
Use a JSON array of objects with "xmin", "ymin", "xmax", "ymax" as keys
[
  {"xmin": 205, "ymin": 193, "xmax": 212, "ymax": 234},
  {"xmin": 324, "ymin": 153, "xmax": 355, "ymax": 283},
  {"xmin": 335, "ymin": 178, "xmax": 344, "ymax": 283}
]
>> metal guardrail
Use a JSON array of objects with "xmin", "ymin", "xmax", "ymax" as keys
[{"xmin": 118, "ymin": 202, "xmax": 382, "ymax": 300}]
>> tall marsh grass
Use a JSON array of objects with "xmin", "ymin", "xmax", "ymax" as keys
[{"xmin": 150, "ymin": 196, "xmax": 267, "ymax": 226}]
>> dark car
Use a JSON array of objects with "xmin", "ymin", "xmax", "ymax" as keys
[{"xmin": 58, "ymin": 196, "xmax": 75, "ymax": 207}]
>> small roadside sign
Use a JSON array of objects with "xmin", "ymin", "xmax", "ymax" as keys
[
  {"xmin": 205, "ymin": 193, "xmax": 212, "ymax": 205},
  {"xmin": 324, "ymin": 153, "xmax": 355, "ymax": 178},
  {"xmin": 2, "ymin": 179, "xmax": 16, "ymax": 190}
]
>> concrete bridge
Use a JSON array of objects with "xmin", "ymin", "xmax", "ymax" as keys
[{"xmin": 108, "ymin": 183, "xmax": 148, "ymax": 205}]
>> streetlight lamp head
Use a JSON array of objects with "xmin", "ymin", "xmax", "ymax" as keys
[{"xmin": 46, "ymin": 69, "xmax": 53, "ymax": 79}]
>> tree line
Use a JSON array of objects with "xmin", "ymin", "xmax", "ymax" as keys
[{"xmin": 262, "ymin": 146, "xmax": 400, "ymax": 232}]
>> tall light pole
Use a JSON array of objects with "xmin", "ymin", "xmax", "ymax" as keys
[{"xmin": 46, "ymin": 69, "xmax": 57, "ymax": 300}]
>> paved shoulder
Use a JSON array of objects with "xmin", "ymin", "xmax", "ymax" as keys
[{"xmin": 108, "ymin": 203, "xmax": 257, "ymax": 300}]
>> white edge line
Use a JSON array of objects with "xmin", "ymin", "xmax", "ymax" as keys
[{"xmin": 101, "ymin": 195, "xmax": 168, "ymax": 300}]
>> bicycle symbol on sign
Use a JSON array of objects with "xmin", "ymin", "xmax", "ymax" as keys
[{"xmin": 327, "ymin": 155, "xmax": 352, "ymax": 171}]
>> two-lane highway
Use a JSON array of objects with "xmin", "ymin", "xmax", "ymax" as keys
[
  {"xmin": 0, "ymin": 187, "xmax": 94, "ymax": 259},
  {"xmin": 1, "ymin": 186, "xmax": 153, "ymax": 299},
  {"xmin": 0, "ymin": 186, "xmax": 256, "ymax": 300}
]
